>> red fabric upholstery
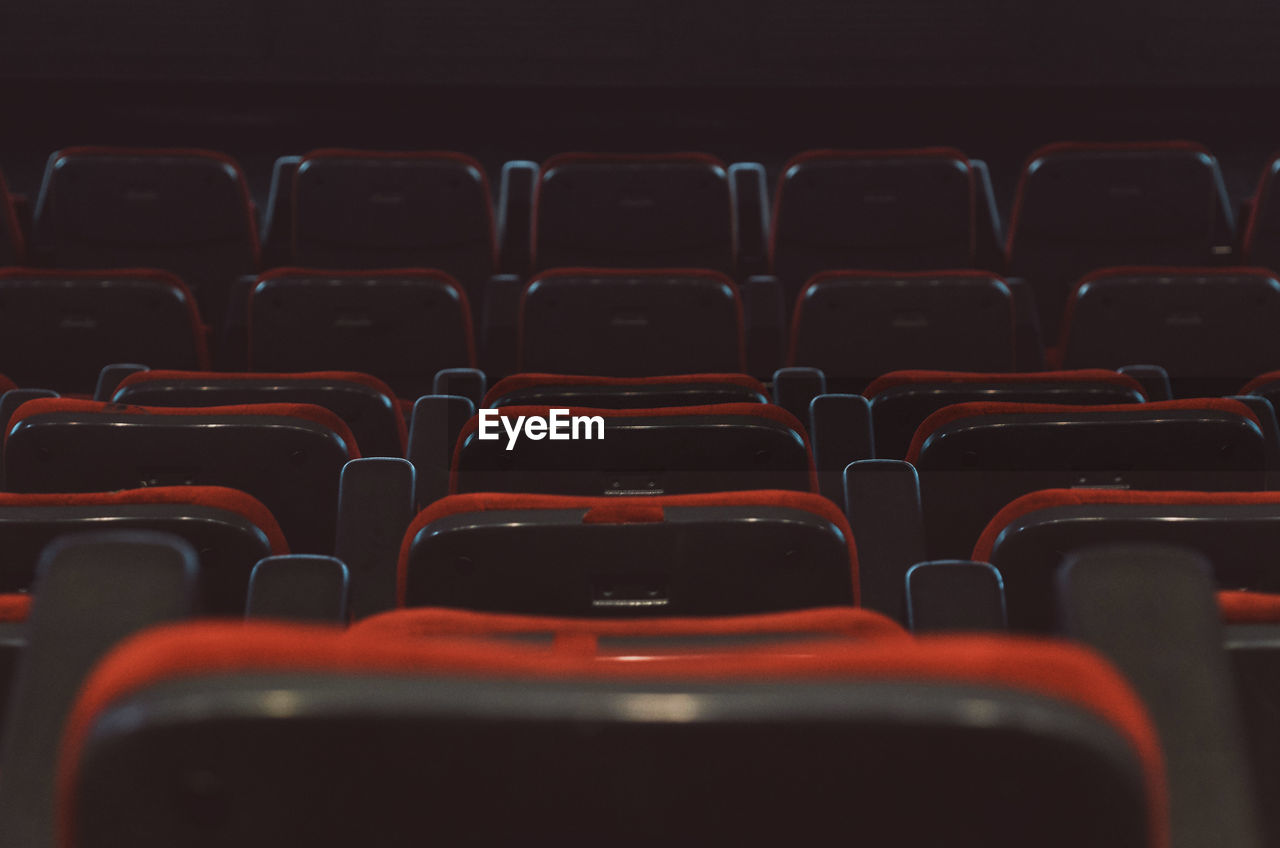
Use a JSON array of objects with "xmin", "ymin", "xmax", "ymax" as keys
[
  {"xmin": 0, "ymin": 267, "xmax": 212, "ymax": 370},
  {"xmin": 0, "ymin": 594, "xmax": 30, "ymax": 623},
  {"xmin": 52, "ymin": 146, "xmax": 261, "ymax": 265},
  {"xmin": 971, "ymin": 488, "xmax": 1280, "ymax": 562},
  {"xmin": 485, "ymin": 372, "xmax": 767, "ymax": 409},
  {"xmin": 863, "ymin": 368, "xmax": 1146, "ymax": 400},
  {"xmin": 293, "ymin": 150, "xmax": 498, "ymax": 269},
  {"xmin": 1241, "ymin": 369, "xmax": 1280, "ymax": 395},
  {"xmin": 449, "ymin": 403, "xmax": 817, "ymax": 493},
  {"xmin": 248, "ymin": 267, "xmax": 478, "ymax": 370},
  {"xmin": 769, "ymin": 147, "xmax": 975, "ymax": 271},
  {"xmin": 906, "ymin": 398, "xmax": 1261, "ymax": 464},
  {"xmin": 56, "ymin": 621, "xmax": 1169, "ymax": 848},
  {"xmin": 398, "ymin": 489, "xmax": 854, "ymax": 606},
  {"xmin": 352, "ymin": 606, "xmax": 907, "ymax": 647},
  {"xmin": 787, "ymin": 269, "xmax": 1016, "ymax": 367},
  {"xmin": 516, "ymin": 267, "xmax": 746, "ymax": 373},
  {"xmin": 1218, "ymin": 590, "xmax": 1280, "ymax": 624},
  {"xmin": 7, "ymin": 399, "xmax": 361, "ymax": 460},
  {"xmin": 114, "ymin": 369, "xmax": 408, "ymax": 453}
]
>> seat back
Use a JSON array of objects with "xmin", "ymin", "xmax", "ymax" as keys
[
  {"xmin": 0, "ymin": 269, "xmax": 209, "ymax": 394},
  {"xmin": 3, "ymin": 399, "xmax": 359, "ymax": 553},
  {"xmin": 0, "ymin": 487, "xmax": 285, "ymax": 614},
  {"xmin": 519, "ymin": 268, "xmax": 744, "ymax": 376},
  {"xmin": 533, "ymin": 153, "xmax": 735, "ymax": 273},
  {"xmin": 1243, "ymin": 153, "xmax": 1280, "ymax": 270},
  {"xmin": 788, "ymin": 270, "xmax": 1015, "ymax": 394},
  {"xmin": 976, "ymin": 489, "xmax": 1280, "ymax": 631},
  {"xmin": 396, "ymin": 490, "xmax": 857, "ymax": 614},
  {"xmin": 32, "ymin": 147, "xmax": 259, "ymax": 324},
  {"xmin": 1059, "ymin": 266, "xmax": 1280, "ymax": 397},
  {"xmin": 771, "ymin": 148, "xmax": 976, "ymax": 300},
  {"xmin": 1007, "ymin": 141, "xmax": 1232, "ymax": 337},
  {"xmin": 291, "ymin": 149, "xmax": 496, "ymax": 283},
  {"xmin": 486, "ymin": 373, "xmax": 768, "ymax": 409},
  {"xmin": 248, "ymin": 268, "xmax": 475, "ymax": 399},
  {"xmin": 866, "ymin": 369, "xmax": 1146, "ymax": 459},
  {"xmin": 451, "ymin": 403, "xmax": 816, "ymax": 496},
  {"xmin": 114, "ymin": 370, "xmax": 406, "ymax": 458},
  {"xmin": 910, "ymin": 399, "xmax": 1267, "ymax": 558},
  {"xmin": 59, "ymin": 623, "xmax": 1166, "ymax": 848}
]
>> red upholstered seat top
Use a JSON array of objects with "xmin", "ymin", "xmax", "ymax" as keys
[{"xmin": 352, "ymin": 606, "xmax": 907, "ymax": 647}]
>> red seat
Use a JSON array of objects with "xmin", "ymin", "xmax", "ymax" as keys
[
  {"xmin": 451, "ymin": 403, "xmax": 818, "ymax": 496},
  {"xmin": 4, "ymin": 399, "xmax": 358, "ymax": 553},
  {"xmin": 395, "ymin": 490, "xmax": 857, "ymax": 614},
  {"xmin": 113, "ymin": 369, "xmax": 407, "ymax": 458},
  {"xmin": 58, "ymin": 621, "xmax": 1168, "ymax": 848}
]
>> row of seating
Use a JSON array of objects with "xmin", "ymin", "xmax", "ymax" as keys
[
  {"xmin": 4, "ymin": 475, "xmax": 1280, "ymax": 631},
  {"xmin": 1, "ymin": 374, "xmax": 1278, "ymax": 609},
  {"xmin": 15, "ymin": 362, "xmax": 1280, "ymax": 466},
  {"xmin": 3, "ymin": 264, "xmax": 1279, "ymax": 394},
  {"xmin": 1, "ymin": 143, "xmax": 1274, "ymax": 338}
]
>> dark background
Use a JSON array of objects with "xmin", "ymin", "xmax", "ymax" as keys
[{"xmin": 2, "ymin": 0, "xmax": 1278, "ymax": 221}]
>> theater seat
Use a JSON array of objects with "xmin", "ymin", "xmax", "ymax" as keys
[
  {"xmin": 909, "ymin": 398, "xmax": 1266, "ymax": 558},
  {"xmin": 58, "ymin": 622, "xmax": 1166, "ymax": 848},
  {"xmin": 248, "ymin": 267, "xmax": 476, "ymax": 400},
  {"xmin": 518, "ymin": 268, "xmax": 744, "ymax": 376},
  {"xmin": 1242, "ymin": 153, "xmax": 1280, "ymax": 271},
  {"xmin": 0, "ymin": 486, "xmax": 285, "ymax": 615},
  {"xmin": 974, "ymin": 489, "xmax": 1280, "ymax": 631},
  {"xmin": 31, "ymin": 147, "xmax": 260, "ymax": 330},
  {"xmin": 865, "ymin": 369, "xmax": 1147, "ymax": 460},
  {"xmin": 0, "ymin": 269, "xmax": 210, "ymax": 395},
  {"xmin": 1058, "ymin": 266, "xmax": 1280, "ymax": 396},
  {"xmin": 352, "ymin": 605, "xmax": 908, "ymax": 647},
  {"xmin": 113, "ymin": 370, "xmax": 407, "ymax": 458},
  {"xmin": 788, "ymin": 270, "xmax": 1016, "ymax": 394},
  {"xmin": 395, "ymin": 490, "xmax": 858, "ymax": 615},
  {"xmin": 0, "ymin": 170, "xmax": 23, "ymax": 265},
  {"xmin": 451, "ymin": 403, "xmax": 816, "ymax": 496},
  {"xmin": 290, "ymin": 149, "xmax": 496, "ymax": 284},
  {"xmin": 485, "ymin": 373, "xmax": 769, "ymax": 409},
  {"xmin": 532, "ymin": 153, "xmax": 735, "ymax": 273},
  {"xmin": 771, "ymin": 148, "xmax": 978, "ymax": 300},
  {"xmin": 1006, "ymin": 141, "xmax": 1234, "ymax": 338},
  {"xmin": 3, "ymin": 399, "xmax": 359, "ymax": 553}
]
